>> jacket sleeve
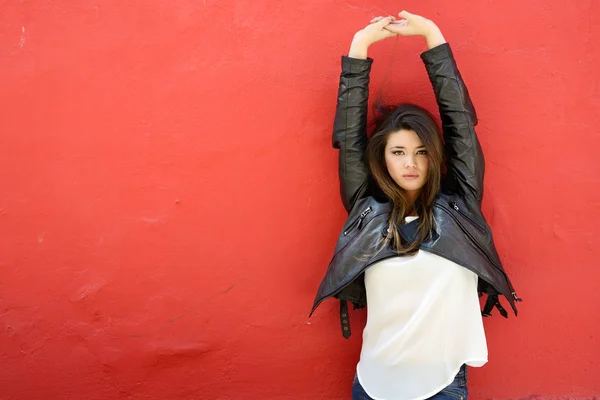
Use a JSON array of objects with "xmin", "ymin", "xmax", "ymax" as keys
[
  {"xmin": 332, "ymin": 56, "xmax": 373, "ymax": 213},
  {"xmin": 421, "ymin": 43, "xmax": 485, "ymax": 203}
]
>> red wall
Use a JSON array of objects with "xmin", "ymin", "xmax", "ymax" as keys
[{"xmin": 1, "ymin": 1, "xmax": 599, "ymax": 399}]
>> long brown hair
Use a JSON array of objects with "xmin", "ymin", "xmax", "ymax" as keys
[{"xmin": 365, "ymin": 104, "xmax": 445, "ymax": 255}]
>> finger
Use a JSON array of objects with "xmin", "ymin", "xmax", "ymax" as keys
[
  {"xmin": 370, "ymin": 16, "xmax": 384, "ymax": 23},
  {"xmin": 384, "ymin": 22, "xmax": 414, "ymax": 35},
  {"xmin": 382, "ymin": 28, "xmax": 398, "ymax": 37},
  {"xmin": 386, "ymin": 20, "xmax": 408, "ymax": 32},
  {"xmin": 398, "ymin": 10, "xmax": 413, "ymax": 19},
  {"xmin": 375, "ymin": 15, "xmax": 394, "ymax": 27},
  {"xmin": 383, "ymin": 25, "xmax": 403, "ymax": 34}
]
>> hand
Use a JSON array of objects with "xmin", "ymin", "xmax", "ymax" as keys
[
  {"xmin": 349, "ymin": 16, "xmax": 397, "ymax": 59},
  {"xmin": 382, "ymin": 11, "xmax": 436, "ymax": 37},
  {"xmin": 382, "ymin": 11, "xmax": 446, "ymax": 49},
  {"xmin": 353, "ymin": 16, "xmax": 398, "ymax": 46}
]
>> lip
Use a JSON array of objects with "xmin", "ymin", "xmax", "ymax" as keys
[{"xmin": 402, "ymin": 174, "xmax": 419, "ymax": 180}]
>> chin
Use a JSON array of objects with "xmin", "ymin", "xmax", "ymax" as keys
[{"xmin": 397, "ymin": 180, "xmax": 426, "ymax": 192}]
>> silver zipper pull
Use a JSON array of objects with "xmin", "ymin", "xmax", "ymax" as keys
[
  {"xmin": 512, "ymin": 292, "xmax": 523, "ymax": 302},
  {"xmin": 357, "ymin": 207, "xmax": 372, "ymax": 230},
  {"xmin": 343, "ymin": 207, "xmax": 372, "ymax": 236}
]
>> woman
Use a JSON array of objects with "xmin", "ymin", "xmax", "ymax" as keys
[{"xmin": 309, "ymin": 11, "xmax": 522, "ymax": 400}]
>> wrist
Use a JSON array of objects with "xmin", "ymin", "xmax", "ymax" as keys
[
  {"xmin": 349, "ymin": 33, "xmax": 371, "ymax": 59},
  {"xmin": 424, "ymin": 24, "xmax": 446, "ymax": 49}
]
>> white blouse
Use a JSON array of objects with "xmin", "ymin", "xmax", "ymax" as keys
[{"xmin": 356, "ymin": 216, "xmax": 488, "ymax": 400}]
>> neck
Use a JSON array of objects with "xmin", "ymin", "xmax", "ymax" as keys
[
  {"xmin": 407, "ymin": 193, "xmax": 420, "ymax": 216},
  {"xmin": 406, "ymin": 189, "xmax": 419, "ymax": 203}
]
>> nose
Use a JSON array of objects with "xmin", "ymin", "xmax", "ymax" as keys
[{"xmin": 404, "ymin": 155, "xmax": 417, "ymax": 169}]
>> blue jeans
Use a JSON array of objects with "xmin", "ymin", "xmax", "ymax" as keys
[{"xmin": 352, "ymin": 364, "xmax": 468, "ymax": 400}]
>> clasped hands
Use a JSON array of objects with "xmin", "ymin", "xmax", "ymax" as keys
[{"xmin": 350, "ymin": 10, "xmax": 446, "ymax": 58}]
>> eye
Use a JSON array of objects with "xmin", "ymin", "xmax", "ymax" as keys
[
  {"xmin": 392, "ymin": 151, "xmax": 404, "ymax": 156},
  {"xmin": 417, "ymin": 150, "xmax": 428, "ymax": 155}
]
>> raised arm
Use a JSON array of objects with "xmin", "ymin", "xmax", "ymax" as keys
[
  {"xmin": 334, "ymin": 17, "xmax": 397, "ymax": 213},
  {"xmin": 386, "ymin": 12, "xmax": 484, "ymax": 202},
  {"xmin": 421, "ymin": 42, "xmax": 484, "ymax": 202}
]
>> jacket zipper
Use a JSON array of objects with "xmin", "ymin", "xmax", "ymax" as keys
[
  {"xmin": 343, "ymin": 206, "xmax": 372, "ymax": 236},
  {"xmin": 449, "ymin": 201, "xmax": 485, "ymax": 233}
]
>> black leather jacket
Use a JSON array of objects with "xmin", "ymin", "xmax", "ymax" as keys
[{"xmin": 310, "ymin": 43, "xmax": 521, "ymax": 338}]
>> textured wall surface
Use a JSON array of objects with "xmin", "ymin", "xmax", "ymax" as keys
[{"xmin": 1, "ymin": 1, "xmax": 599, "ymax": 399}]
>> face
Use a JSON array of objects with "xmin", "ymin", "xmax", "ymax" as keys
[{"xmin": 384, "ymin": 129, "xmax": 429, "ymax": 201}]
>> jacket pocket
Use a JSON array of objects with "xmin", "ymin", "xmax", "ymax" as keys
[{"xmin": 343, "ymin": 206, "xmax": 372, "ymax": 236}]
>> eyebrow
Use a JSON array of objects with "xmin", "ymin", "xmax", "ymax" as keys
[{"xmin": 389, "ymin": 146, "xmax": 427, "ymax": 150}]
